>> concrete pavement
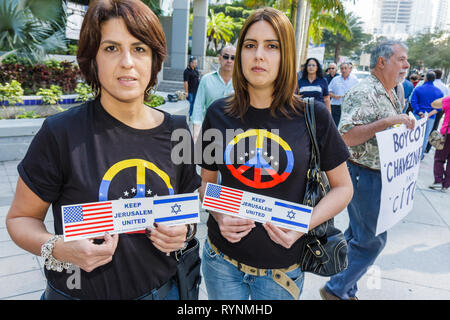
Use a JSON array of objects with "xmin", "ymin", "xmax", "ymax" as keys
[{"xmin": 0, "ymin": 148, "xmax": 449, "ymax": 300}]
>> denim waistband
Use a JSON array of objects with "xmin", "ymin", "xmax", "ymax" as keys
[{"xmin": 43, "ymin": 279, "xmax": 173, "ymax": 300}]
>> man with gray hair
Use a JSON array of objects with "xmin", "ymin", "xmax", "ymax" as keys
[
  {"xmin": 320, "ymin": 40, "xmax": 415, "ymax": 300},
  {"xmin": 328, "ymin": 62, "xmax": 359, "ymax": 126}
]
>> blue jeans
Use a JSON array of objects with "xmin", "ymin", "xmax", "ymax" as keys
[
  {"xmin": 202, "ymin": 239, "xmax": 305, "ymax": 300},
  {"xmin": 187, "ymin": 93, "xmax": 196, "ymax": 117},
  {"xmin": 325, "ymin": 162, "xmax": 387, "ymax": 300},
  {"xmin": 414, "ymin": 115, "xmax": 435, "ymax": 158},
  {"xmin": 40, "ymin": 280, "xmax": 179, "ymax": 300}
]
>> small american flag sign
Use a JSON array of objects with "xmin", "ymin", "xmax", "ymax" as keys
[
  {"xmin": 63, "ymin": 201, "xmax": 114, "ymax": 240},
  {"xmin": 203, "ymin": 184, "xmax": 243, "ymax": 214}
]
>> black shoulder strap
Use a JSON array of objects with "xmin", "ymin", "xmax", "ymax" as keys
[{"xmin": 304, "ymin": 97, "xmax": 320, "ymax": 168}]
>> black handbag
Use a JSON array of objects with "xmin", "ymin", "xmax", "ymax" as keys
[
  {"xmin": 174, "ymin": 237, "xmax": 202, "ymax": 300},
  {"xmin": 300, "ymin": 97, "xmax": 348, "ymax": 277}
]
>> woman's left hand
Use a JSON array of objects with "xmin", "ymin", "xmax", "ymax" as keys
[
  {"xmin": 263, "ymin": 222, "xmax": 304, "ymax": 249},
  {"xmin": 146, "ymin": 223, "xmax": 187, "ymax": 254}
]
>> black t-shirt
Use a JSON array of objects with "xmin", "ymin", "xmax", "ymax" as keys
[
  {"xmin": 18, "ymin": 99, "xmax": 201, "ymax": 299},
  {"xmin": 183, "ymin": 67, "xmax": 200, "ymax": 94},
  {"xmin": 198, "ymin": 98, "xmax": 349, "ymax": 269}
]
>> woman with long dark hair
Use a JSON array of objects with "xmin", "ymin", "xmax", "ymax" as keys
[{"xmin": 197, "ymin": 7, "xmax": 353, "ymax": 300}]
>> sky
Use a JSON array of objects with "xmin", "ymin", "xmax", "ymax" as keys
[
  {"xmin": 344, "ymin": 0, "xmax": 445, "ymax": 34},
  {"xmin": 344, "ymin": 0, "xmax": 374, "ymax": 28}
]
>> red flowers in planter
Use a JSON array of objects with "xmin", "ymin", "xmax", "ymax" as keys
[{"xmin": 0, "ymin": 60, "xmax": 81, "ymax": 95}]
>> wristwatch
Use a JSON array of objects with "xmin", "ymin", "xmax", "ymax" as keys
[
  {"xmin": 41, "ymin": 235, "xmax": 73, "ymax": 272},
  {"xmin": 185, "ymin": 223, "xmax": 197, "ymax": 242}
]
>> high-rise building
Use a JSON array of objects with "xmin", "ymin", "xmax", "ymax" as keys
[
  {"xmin": 370, "ymin": 0, "xmax": 434, "ymax": 38},
  {"xmin": 435, "ymin": 0, "xmax": 449, "ymax": 31}
]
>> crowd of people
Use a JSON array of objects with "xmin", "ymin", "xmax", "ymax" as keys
[{"xmin": 4, "ymin": 0, "xmax": 449, "ymax": 301}]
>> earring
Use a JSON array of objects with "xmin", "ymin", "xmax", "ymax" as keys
[
  {"xmin": 145, "ymin": 86, "xmax": 155, "ymax": 97},
  {"xmin": 92, "ymin": 86, "xmax": 100, "ymax": 98}
]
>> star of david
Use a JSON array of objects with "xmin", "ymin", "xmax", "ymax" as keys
[
  {"xmin": 286, "ymin": 210, "xmax": 296, "ymax": 220},
  {"xmin": 171, "ymin": 203, "xmax": 182, "ymax": 215}
]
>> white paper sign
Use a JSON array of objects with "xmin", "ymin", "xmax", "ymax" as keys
[
  {"xmin": 62, "ymin": 193, "xmax": 200, "ymax": 241},
  {"xmin": 202, "ymin": 183, "xmax": 313, "ymax": 233},
  {"xmin": 375, "ymin": 117, "xmax": 427, "ymax": 235}
]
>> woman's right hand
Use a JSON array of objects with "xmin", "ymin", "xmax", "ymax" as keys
[
  {"xmin": 52, "ymin": 233, "xmax": 119, "ymax": 272},
  {"xmin": 210, "ymin": 211, "xmax": 255, "ymax": 243}
]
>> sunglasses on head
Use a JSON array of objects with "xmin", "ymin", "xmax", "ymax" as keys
[{"xmin": 222, "ymin": 54, "xmax": 235, "ymax": 61}]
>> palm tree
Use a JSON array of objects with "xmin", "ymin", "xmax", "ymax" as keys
[
  {"xmin": 322, "ymin": 12, "xmax": 370, "ymax": 63},
  {"xmin": 308, "ymin": 4, "xmax": 350, "ymax": 45},
  {"xmin": 297, "ymin": 0, "xmax": 350, "ymax": 66},
  {"xmin": 0, "ymin": 0, "xmax": 67, "ymax": 62},
  {"xmin": 142, "ymin": 0, "xmax": 162, "ymax": 16},
  {"xmin": 207, "ymin": 10, "xmax": 235, "ymax": 53}
]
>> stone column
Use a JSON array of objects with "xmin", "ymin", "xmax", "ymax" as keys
[
  {"xmin": 170, "ymin": 0, "xmax": 190, "ymax": 70},
  {"xmin": 191, "ymin": 0, "xmax": 208, "ymax": 70}
]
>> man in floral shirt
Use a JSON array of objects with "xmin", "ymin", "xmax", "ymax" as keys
[{"xmin": 320, "ymin": 41, "xmax": 415, "ymax": 300}]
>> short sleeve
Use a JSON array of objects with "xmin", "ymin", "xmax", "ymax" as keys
[
  {"xmin": 314, "ymin": 101, "xmax": 350, "ymax": 171},
  {"xmin": 17, "ymin": 120, "xmax": 63, "ymax": 203},
  {"xmin": 183, "ymin": 69, "xmax": 189, "ymax": 82},
  {"xmin": 339, "ymin": 88, "xmax": 376, "ymax": 134}
]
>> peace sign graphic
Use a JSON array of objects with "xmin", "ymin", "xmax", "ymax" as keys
[
  {"xmin": 98, "ymin": 159, "xmax": 174, "ymax": 201},
  {"xmin": 224, "ymin": 129, "xmax": 294, "ymax": 189}
]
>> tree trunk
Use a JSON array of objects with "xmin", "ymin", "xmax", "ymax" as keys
[
  {"xmin": 291, "ymin": 0, "xmax": 298, "ymax": 29},
  {"xmin": 300, "ymin": 1, "xmax": 312, "ymax": 66},
  {"xmin": 334, "ymin": 41, "xmax": 341, "ymax": 63},
  {"xmin": 295, "ymin": 0, "xmax": 305, "ymax": 70}
]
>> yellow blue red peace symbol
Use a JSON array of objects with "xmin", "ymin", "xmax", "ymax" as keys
[
  {"xmin": 224, "ymin": 129, "xmax": 294, "ymax": 188},
  {"xmin": 98, "ymin": 159, "xmax": 174, "ymax": 201}
]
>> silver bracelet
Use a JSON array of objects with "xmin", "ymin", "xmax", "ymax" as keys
[{"xmin": 41, "ymin": 235, "xmax": 73, "ymax": 272}]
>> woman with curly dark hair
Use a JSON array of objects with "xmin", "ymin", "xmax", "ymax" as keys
[{"xmin": 298, "ymin": 57, "xmax": 331, "ymax": 112}]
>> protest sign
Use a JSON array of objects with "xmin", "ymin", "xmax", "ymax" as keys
[{"xmin": 375, "ymin": 117, "xmax": 427, "ymax": 235}]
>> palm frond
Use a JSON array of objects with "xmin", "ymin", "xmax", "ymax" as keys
[{"xmin": 0, "ymin": 0, "xmax": 67, "ymax": 62}]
